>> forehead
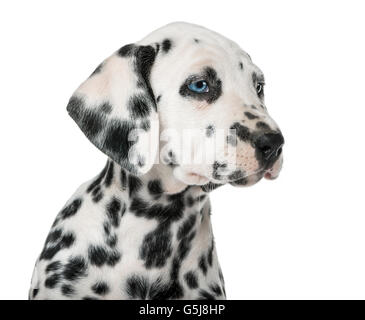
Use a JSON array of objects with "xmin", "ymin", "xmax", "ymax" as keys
[{"xmin": 139, "ymin": 22, "xmax": 264, "ymax": 80}]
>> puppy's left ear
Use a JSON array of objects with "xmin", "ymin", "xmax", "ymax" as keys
[{"xmin": 66, "ymin": 44, "xmax": 160, "ymax": 175}]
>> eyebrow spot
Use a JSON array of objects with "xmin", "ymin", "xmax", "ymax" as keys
[
  {"xmin": 244, "ymin": 111, "xmax": 258, "ymax": 120},
  {"xmin": 205, "ymin": 125, "xmax": 215, "ymax": 137},
  {"xmin": 239, "ymin": 62, "xmax": 243, "ymax": 70},
  {"xmin": 252, "ymin": 71, "xmax": 265, "ymax": 84},
  {"xmin": 162, "ymin": 39, "xmax": 172, "ymax": 53},
  {"xmin": 256, "ymin": 121, "xmax": 271, "ymax": 131}
]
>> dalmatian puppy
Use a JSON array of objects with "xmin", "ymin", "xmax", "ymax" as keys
[{"xmin": 29, "ymin": 22, "xmax": 284, "ymax": 300}]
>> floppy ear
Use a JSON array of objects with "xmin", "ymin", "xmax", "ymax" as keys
[{"xmin": 66, "ymin": 44, "xmax": 159, "ymax": 175}]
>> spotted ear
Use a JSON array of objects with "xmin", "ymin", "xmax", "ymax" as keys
[{"xmin": 67, "ymin": 44, "xmax": 159, "ymax": 175}]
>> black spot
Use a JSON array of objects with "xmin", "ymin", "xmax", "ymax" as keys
[
  {"xmin": 63, "ymin": 256, "xmax": 87, "ymax": 281},
  {"xmin": 107, "ymin": 250, "xmax": 121, "ymax": 266},
  {"xmin": 140, "ymin": 120, "xmax": 150, "ymax": 131},
  {"xmin": 135, "ymin": 45, "xmax": 157, "ymax": 109},
  {"xmin": 239, "ymin": 62, "xmax": 244, "ymax": 70},
  {"xmin": 91, "ymin": 186, "xmax": 103, "ymax": 203},
  {"xmin": 128, "ymin": 175, "xmax": 143, "ymax": 197},
  {"xmin": 194, "ymin": 38, "xmax": 200, "ymax": 43},
  {"xmin": 61, "ymin": 284, "xmax": 75, "ymax": 296},
  {"xmin": 212, "ymin": 161, "xmax": 227, "ymax": 180},
  {"xmin": 177, "ymin": 215, "xmax": 196, "ymax": 240},
  {"xmin": 230, "ymin": 177, "xmax": 248, "ymax": 186},
  {"xmin": 45, "ymin": 273, "xmax": 61, "ymax": 289},
  {"xmin": 140, "ymin": 224, "xmax": 173, "ymax": 269},
  {"xmin": 245, "ymin": 111, "xmax": 258, "ymax": 120},
  {"xmin": 230, "ymin": 122, "xmax": 251, "ymax": 142},
  {"xmin": 45, "ymin": 229, "xmax": 62, "ymax": 244},
  {"xmin": 130, "ymin": 194, "xmax": 185, "ymax": 222},
  {"xmin": 163, "ymin": 150, "xmax": 178, "ymax": 167},
  {"xmin": 210, "ymin": 283, "xmax": 222, "ymax": 296},
  {"xmin": 256, "ymin": 121, "xmax": 271, "ymax": 131},
  {"xmin": 104, "ymin": 161, "xmax": 114, "ymax": 187},
  {"xmin": 40, "ymin": 232, "xmax": 75, "ymax": 260},
  {"xmin": 128, "ymin": 95, "xmax": 151, "ymax": 119},
  {"xmin": 219, "ymin": 269, "xmax": 226, "ymax": 297},
  {"xmin": 103, "ymin": 221, "xmax": 111, "ymax": 236},
  {"xmin": 103, "ymin": 120, "xmax": 136, "ymax": 163},
  {"xmin": 67, "ymin": 96, "xmax": 106, "ymax": 140},
  {"xmin": 162, "ymin": 39, "xmax": 172, "ymax": 53},
  {"xmin": 199, "ymin": 289, "xmax": 216, "ymax": 300},
  {"xmin": 92, "ymin": 282, "xmax": 110, "ymax": 296},
  {"xmin": 199, "ymin": 255, "xmax": 207, "ymax": 275},
  {"xmin": 126, "ymin": 275, "xmax": 148, "ymax": 299},
  {"xmin": 170, "ymin": 258, "xmax": 185, "ymax": 296},
  {"xmin": 207, "ymin": 239, "xmax": 214, "ymax": 266},
  {"xmin": 82, "ymin": 296, "xmax": 99, "ymax": 300},
  {"xmin": 90, "ymin": 63, "xmax": 103, "ymax": 77},
  {"xmin": 63, "ymin": 233, "xmax": 76, "ymax": 247},
  {"xmin": 106, "ymin": 233, "xmax": 118, "ymax": 248},
  {"xmin": 120, "ymin": 169, "xmax": 127, "ymax": 190},
  {"xmin": 32, "ymin": 288, "xmax": 39, "ymax": 298},
  {"xmin": 99, "ymin": 102, "xmax": 112, "ymax": 114},
  {"xmin": 60, "ymin": 198, "xmax": 82, "ymax": 220},
  {"xmin": 201, "ymin": 182, "xmax": 223, "ymax": 193},
  {"xmin": 46, "ymin": 261, "xmax": 62, "ymax": 273},
  {"xmin": 186, "ymin": 196, "xmax": 195, "ymax": 207},
  {"xmin": 184, "ymin": 271, "xmax": 199, "ymax": 289},
  {"xmin": 117, "ymin": 44, "xmax": 135, "ymax": 57},
  {"xmin": 152, "ymin": 280, "xmax": 183, "ymax": 300},
  {"xmin": 88, "ymin": 245, "xmax": 108, "ymax": 267},
  {"xmin": 121, "ymin": 202, "xmax": 126, "ymax": 216},
  {"xmin": 148, "ymin": 277, "xmax": 173, "ymax": 300},
  {"xmin": 179, "ymin": 67, "xmax": 222, "ymax": 104},
  {"xmin": 178, "ymin": 231, "xmax": 196, "ymax": 261},
  {"xmin": 92, "ymin": 193, "xmax": 103, "ymax": 203},
  {"xmin": 87, "ymin": 162, "xmax": 108, "ymax": 193},
  {"xmin": 195, "ymin": 194, "xmax": 207, "ymax": 203},
  {"xmin": 88, "ymin": 245, "xmax": 120, "ymax": 267},
  {"xmin": 206, "ymin": 125, "xmax": 215, "ymax": 137},
  {"xmin": 228, "ymin": 170, "xmax": 245, "ymax": 181},
  {"xmin": 147, "ymin": 179, "xmax": 163, "ymax": 199},
  {"xmin": 106, "ymin": 197, "xmax": 121, "ymax": 227},
  {"xmin": 156, "ymin": 95, "xmax": 161, "ymax": 103}
]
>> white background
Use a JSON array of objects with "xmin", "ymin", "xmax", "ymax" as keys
[{"xmin": 1, "ymin": 0, "xmax": 364, "ymax": 300}]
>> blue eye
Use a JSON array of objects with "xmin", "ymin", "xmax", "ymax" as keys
[{"xmin": 188, "ymin": 80, "xmax": 209, "ymax": 93}]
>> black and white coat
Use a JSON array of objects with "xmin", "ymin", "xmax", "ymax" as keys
[{"xmin": 30, "ymin": 22, "xmax": 284, "ymax": 300}]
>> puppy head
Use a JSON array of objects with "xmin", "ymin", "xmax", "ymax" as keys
[
  {"xmin": 67, "ymin": 22, "xmax": 284, "ymax": 189},
  {"xmin": 142, "ymin": 22, "xmax": 284, "ymax": 187}
]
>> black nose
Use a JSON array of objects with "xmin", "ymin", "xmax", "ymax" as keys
[{"xmin": 255, "ymin": 132, "xmax": 284, "ymax": 164}]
